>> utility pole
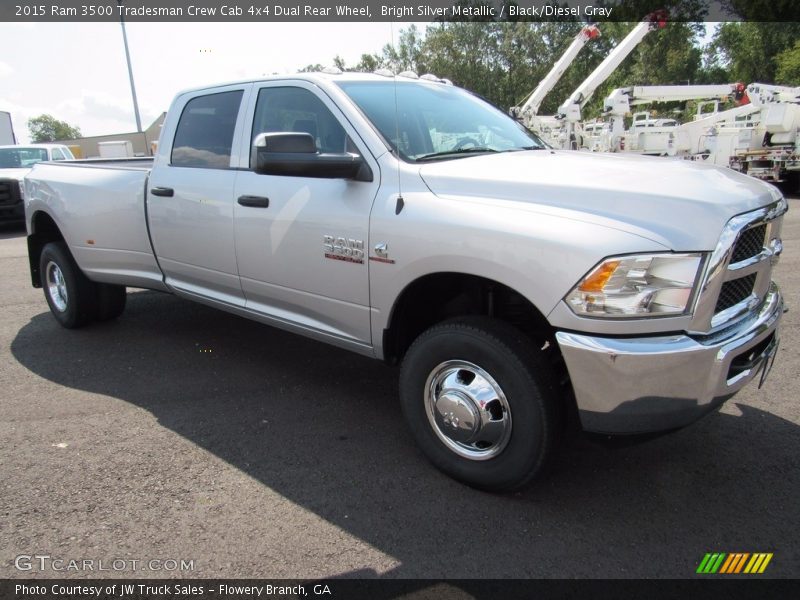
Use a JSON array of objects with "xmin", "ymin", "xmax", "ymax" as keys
[{"xmin": 117, "ymin": 0, "xmax": 142, "ymax": 132}]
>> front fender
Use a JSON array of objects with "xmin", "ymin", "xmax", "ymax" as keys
[{"xmin": 367, "ymin": 188, "xmax": 671, "ymax": 356}]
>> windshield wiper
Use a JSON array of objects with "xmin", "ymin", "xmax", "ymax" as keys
[{"xmin": 415, "ymin": 147, "xmax": 499, "ymax": 162}]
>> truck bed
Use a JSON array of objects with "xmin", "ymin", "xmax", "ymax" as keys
[{"xmin": 25, "ymin": 159, "xmax": 165, "ymax": 291}]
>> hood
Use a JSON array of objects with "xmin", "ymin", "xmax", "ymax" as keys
[
  {"xmin": 0, "ymin": 167, "xmax": 31, "ymax": 181},
  {"xmin": 418, "ymin": 150, "xmax": 780, "ymax": 250}
]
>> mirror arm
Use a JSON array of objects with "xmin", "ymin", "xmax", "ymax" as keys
[{"xmin": 355, "ymin": 160, "xmax": 373, "ymax": 183}]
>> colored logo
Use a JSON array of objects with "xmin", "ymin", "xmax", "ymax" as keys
[{"xmin": 697, "ymin": 553, "xmax": 773, "ymax": 574}]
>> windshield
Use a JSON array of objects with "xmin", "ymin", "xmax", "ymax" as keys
[
  {"xmin": 0, "ymin": 147, "xmax": 49, "ymax": 168},
  {"xmin": 337, "ymin": 80, "xmax": 545, "ymax": 162}
]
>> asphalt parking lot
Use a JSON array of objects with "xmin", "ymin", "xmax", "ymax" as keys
[{"xmin": 1, "ymin": 199, "xmax": 798, "ymax": 580}]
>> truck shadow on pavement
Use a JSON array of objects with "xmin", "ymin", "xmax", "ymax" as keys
[{"xmin": 10, "ymin": 290, "xmax": 800, "ymax": 578}]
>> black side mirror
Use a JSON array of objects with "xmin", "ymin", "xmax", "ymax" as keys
[{"xmin": 252, "ymin": 132, "xmax": 372, "ymax": 182}]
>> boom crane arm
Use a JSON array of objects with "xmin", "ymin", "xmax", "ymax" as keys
[
  {"xmin": 746, "ymin": 83, "xmax": 800, "ymax": 107},
  {"xmin": 604, "ymin": 83, "xmax": 747, "ymax": 114},
  {"xmin": 514, "ymin": 25, "xmax": 600, "ymax": 121},
  {"xmin": 557, "ymin": 12, "xmax": 667, "ymax": 123}
]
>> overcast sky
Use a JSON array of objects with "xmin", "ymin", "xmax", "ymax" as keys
[{"xmin": 0, "ymin": 22, "xmax": 424, "ymax": 143}]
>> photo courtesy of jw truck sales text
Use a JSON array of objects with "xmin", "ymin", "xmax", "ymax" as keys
[
  {"xmin": 14, "ymin": 583, "xmax": 331, "ymax": 596},
  {"xmin": 24, "ymin": 70, "xmax": 786, "ymax": 491}
]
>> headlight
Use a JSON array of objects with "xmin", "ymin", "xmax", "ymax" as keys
[
  {"xmin": 566, "ymin": 253, "xmax": 705, "ymax": 318},
  {"xmin": 18, "ymin": 180, "xmax": 24, "ymax": 199}
]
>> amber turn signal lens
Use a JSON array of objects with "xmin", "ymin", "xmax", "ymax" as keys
[{"xmin": 578, "ymin": 260, "xmax": 620, "ymax": 293}]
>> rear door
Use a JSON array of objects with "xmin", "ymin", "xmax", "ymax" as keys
[{"xmin": 147, "ymin": 85, "xmax": 250, "ymax": 306}]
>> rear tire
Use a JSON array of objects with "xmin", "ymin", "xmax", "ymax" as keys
[
  {"xmin": 39, "ymin": 241, "xmax": 97, "ymax": 329},
  {"xmin": 95, "ymin": 283, "xmax": 127, "ymax": 321},
  {"xmin": 399, "ymin": 317, "xmax": 561, "ymax": 492}
]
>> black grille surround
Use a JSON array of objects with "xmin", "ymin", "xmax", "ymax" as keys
[
  {"xmin": 731, "ymin": 224, "xmax": 767, "ymax": 264},
  {"xmin": 715, "ymin": 273, "xmax": 757, "ymax": 313},
  {"xmin": 0, "ymin": 178, "xmax": 22, "ymax": 206}
]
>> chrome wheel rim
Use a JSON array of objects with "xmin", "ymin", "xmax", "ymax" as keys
[
  {"xmin": 45, "ymin": 261, "xmax": 68, "ymax": 312},
  {"xmin": 425, "ymin": 360, "xmax": 512, "ymax": 461}
]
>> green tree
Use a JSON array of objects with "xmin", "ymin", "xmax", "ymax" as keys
[
  {"xmin": 405, "ymin": 20, "xmax": 704, "ymax": 120},
  {"xmin": 27, "ymin": 114, "xmax": 81, "ymax": 142},
  {"xmin": 377, "ymin": 24, "xmax": 425, "ymax": 73},
  {"xmin": 354, "ymin": 53, "xmax": 383, "ymax": 72},
  {"xmin": 718, "ymin": 0, "xmax": 800, "ymax": 21},
  {"xmin": 776, "ymin": 41, "xmax": 800, "ymax": 85},
  {"xmin": 708, "ymin": 22, "xmax": 800, "ymax": 84},
  {"xmin": 306, "ymin": 7, "xmax": 794, "ymax": 124},
  {"xmin": 298, "ymin": 63, "xmax": 324, "ymax": 73}
]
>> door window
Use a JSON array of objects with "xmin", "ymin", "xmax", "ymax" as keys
[
  {"xmin": 171, "ymin": 90, "xmax": 243, "ymax": 168},
  {"xmin": 250, "ymin": 87, "xmax": 354, "ymax": 166}
]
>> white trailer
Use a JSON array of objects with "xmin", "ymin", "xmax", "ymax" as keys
[{"xmin": 98, "ymin": 140, "xmax": 135, "ymax": 158}]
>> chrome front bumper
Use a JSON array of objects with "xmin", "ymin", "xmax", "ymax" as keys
[{"xmin": 556, "ymin": 283, "xmax": 783, "ymax": 434}]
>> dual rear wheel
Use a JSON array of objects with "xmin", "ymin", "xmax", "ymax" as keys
[{"xmin": 40, "ymin": 241, "xmax": 126, "ymax": 328}]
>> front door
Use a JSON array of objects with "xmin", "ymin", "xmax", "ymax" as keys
[{"xmin": 233, "ymin": 83, "xmax": 380, "ymax": 344}]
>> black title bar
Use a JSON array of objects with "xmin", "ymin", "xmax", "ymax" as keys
[
  {"xmin": 3, "ymin": 0, "xmax": 800, "ymax": 22},
  {"xmin": 4, "ymin": 579, "xmax": 800, "ymax": 600}
]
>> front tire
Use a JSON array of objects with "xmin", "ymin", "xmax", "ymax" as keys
[
  {"xmin": 399, "ymin": 317, "xmax": 561, "ymax": 492},
  {"xmin": 40, "ymin": 241, "xmax": 97, "ymax": 328}
]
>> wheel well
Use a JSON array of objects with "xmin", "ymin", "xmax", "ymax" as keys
[
  {"xmin": 383, "ymin": 273, "xmax": 555, "ymax": 364},
  {"xmin": 28, "ymin": 211, "xmax": 64, "ymax": 288},
  {"xmin": 384, "ymin": 273, "xmax": 577, "ymax": 429}
]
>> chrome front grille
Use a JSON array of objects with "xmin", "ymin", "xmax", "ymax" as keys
[
  {"xmin": 715, "ymin": 274, "xmax": 756, "ymax": 313},
  {"xmin": 0, "ymin": 178, "xmax": 21, "ymax": 206},
  {"xmin": 689, "ymin": 197, "xmax": 787, "ymax": 335},
  {"xmin": 730, "ymin": 224, "xmax": 766, "ymax": 263}
]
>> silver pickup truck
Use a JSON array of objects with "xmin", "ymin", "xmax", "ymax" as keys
[{"xmin": 25, "ymin": 73, "xmax": 786, "ymax": 491}]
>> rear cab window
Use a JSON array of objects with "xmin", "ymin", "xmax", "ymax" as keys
[{"xmin": 171, "ymin": 90, "xmax": 244, "ymax": 168}]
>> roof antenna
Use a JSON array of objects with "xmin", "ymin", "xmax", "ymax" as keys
[{"xmin": 390, "ymin": 21, "xmax": 404, "ymax": 215}]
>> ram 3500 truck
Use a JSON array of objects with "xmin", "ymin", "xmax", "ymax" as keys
[{"xmin": 25, "ymin": 73, "xmax": 786, "ymax": 491}]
